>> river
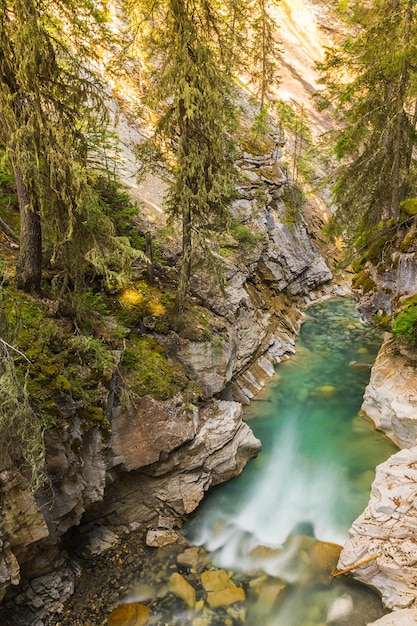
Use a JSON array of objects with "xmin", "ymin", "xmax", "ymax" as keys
[
  {"xmin": 50, "ymin": 297, "xmax": 397, "ymax": 626},
  {"xmin": 185, "ymin": 297, "xmax": 397, "ymax": 625}
]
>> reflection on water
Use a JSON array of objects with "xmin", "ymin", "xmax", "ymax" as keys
[{"xmin": 186, "ymin": 298, "xmax": 397, "ymax": 625}]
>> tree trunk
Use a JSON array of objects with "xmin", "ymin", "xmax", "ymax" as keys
[
  {"xmin": 401, "ymin": 97, "xmax": 417, "ymax": 202},
  {"xmin": 0, "ymin": 113, "xmax": 42, "ymax": 293},
  {"xmin": 14, "ymin": 163, "xmax": 42, "ymax": 293}
]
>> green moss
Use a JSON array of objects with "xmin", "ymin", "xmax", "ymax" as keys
[
  {"xmin": 121, "ymin": 335, "xmax": 189, "ymax": 401},
  {"xmin": 79, "ymin": 405, "xmax": 111, "ymax": 437},
  {"xmin": 393, "ymin": 303, "xmax": 417, "ymax": 347},
  {"xmin": 400, "ymin": 198, "xmax": 417, "ymax": 217},
  {"xmin": 351, "ymin": 271, "xmax": 376, "ymax": 294},
  {"xmin": 55, "ymin": 374, "xmax": 72, "ymax": 390},
  {"xmin": 372, "ymin": 313, "xmax": 392, "ymax": 329},
  {"xmin": 365, "ymin": 235, "xmax": 390, "ymax": 263},
  {"xmin": 351, "ymin": 255, "xmax": 367, "ymax": 273},
  {"xmin": 400, "ymin": 230, "xmax": 417, "ymax": 252},
  {"xmin": 116, "ymin": 280, "xmax": 174, "ymax": 327},
  {"xmin": 0, "ymin": 289, "xmax": 117, "ymax": 431}
]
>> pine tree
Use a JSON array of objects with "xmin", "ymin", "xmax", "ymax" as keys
[
  {"xmin": 126, "ymin": 0, "xmax": 238, "ymax": 316},
  {"xmin": 0, "ymin": 0, "xmax": 137, "ymax": 293},
  {"xmin": 249, "ymin": 0, "xmax": 281, "ymax": 111},
  {"xmin": 318, "ymin": 0, "xmax": 417, "ymax": 239}
]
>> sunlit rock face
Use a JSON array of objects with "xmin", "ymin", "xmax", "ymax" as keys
[
  {"xmin": 362, "ymin": 336, "xmax": 417, "ymax": 449},
  {"xmin": 84, "ymin": 400, "xmax": 261, "ymax": 531},
  {"xmin": 341, "ymin": 334, "xmax": 417, "ymax": 612},
  {"xmin": 175, "ymin": 156, "xmax": 333, "ymax": 401},
  {"xmin": 339, "ymin": 447, "xmax": 417, "ymax": 610}
]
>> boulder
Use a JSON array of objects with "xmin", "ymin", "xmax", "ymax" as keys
[
  {"xmin": 367, "ymin": 609, "xmax": 417, "ymax": 626},
  {"xmin": 362, "ymin": 336, "xmax": 417, "ymax": 448},
  {"xmin": 168, "ymin": 572, "xmax": 196, "ymax": 608},
  {"xmin": 338, "ymin": 446, "xmax": 417, "ymax": 610},
  {"xmin": 110, "ymin": 396, "xmax": 199, "ymax": 471},
  {"xmin": 107, "ymin": 602, "xmax": 150, "ymax": 626}
]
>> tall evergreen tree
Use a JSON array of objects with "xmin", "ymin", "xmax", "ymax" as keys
[
  {"xmin": 126, "ymin": 0, "xmax": 238, "ymax": 315},
  {"xmin": 318, "ymin": 0, "xmax": 417, "ymax": 238},
  {"xmin": 249, "ymin": 0, "xmax": 281, "ymax": 110},
  {"xmin": 0, "ymin": 0, "xmax": 136, "ymax": 293}
]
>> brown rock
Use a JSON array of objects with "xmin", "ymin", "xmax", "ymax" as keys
[
  {"xmin": 257, "ymin": 582, "xmax": 286, "ymax": 611},
  {"xmin": 168, "ymin": 572, "xmax": 196, "ymax": 608},
  {"xmin": 110, "ymin": 396, "xmax": 198, "ymax": 471},
  {"xmin": 107, "ymin": 602, "xmax": 150, "ymax": 626},
  {"xmin": 309, "ymin": 540, "xmax": 342, "ymax": 577},
  {"xmin": 200, "ymin": 569, "xmax": 235, "ymax": 592},
  {"xmin": 206, "ymin": 587, "xmax": 246, "ymax": 608},
  {"xmin": 146, "ymin": 529, "xmax": 184, "ymax": 548}
]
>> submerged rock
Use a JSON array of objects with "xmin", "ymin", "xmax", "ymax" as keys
[
  {"xmin": 168, "ymin": 572, "xmax": 196, "ymax": 608},
  {"xmin": 107, "ymin": 602, "xmax": 150, "ymax": 626}
]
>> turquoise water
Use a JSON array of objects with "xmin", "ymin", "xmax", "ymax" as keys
[{"xmin": 186, "ymin": 297, "xmax": 397, "ymax": 624}]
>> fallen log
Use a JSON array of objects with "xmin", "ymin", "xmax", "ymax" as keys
[{"xmin": 330, "ymin": 553, "xmax": 381, "ymax": 579}]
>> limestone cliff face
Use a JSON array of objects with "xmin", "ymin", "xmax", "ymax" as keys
[
  {"xmin": 340, "ymin": 287, "xmax": 417, "ymax": 611},
  {"xmin": 0, "ymin": 142, "xmax": 334, "ymax": 624}
]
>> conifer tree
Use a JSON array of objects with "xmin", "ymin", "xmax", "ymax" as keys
[
  {"xmin": 249, "ymin": 0, "xmax": 281, "ymax": 111},
  {"xmin": 318, "ymin": 0, "xmax": 417, "ymax": 238},
  {"xmin": 0, "ymin": 0, "xmax": 136, "ymax": 293},
  {"xmin": 126, "ymin": 0, "xmax": 238, "ymax": 315}
]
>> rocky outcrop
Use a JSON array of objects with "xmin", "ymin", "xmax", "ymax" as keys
[
  {"xmin": 339, "ymin": 447, "xmax": 417, "ymax": 610},
  {"xmin": 339, "ymin": 334, "xmax": 417, "ymax": 611},
  {"xmin": 0, "ymin": 400, "xmax": 260, "ymax": 625},
  {"xmin": 355, "ymin": 251, "xmax": 417, "ymax": 324},
  {"xmin": 361, "ymin": 336, "xmax": 417, "ymax": 449},
  {"xmin": 83, "ymin": 400, "xmax": 260, "ymax": 533}
]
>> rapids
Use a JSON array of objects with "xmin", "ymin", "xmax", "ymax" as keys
[{"xmin": 186, "ymin": 297, "xmax": 397, "ymax": 625}]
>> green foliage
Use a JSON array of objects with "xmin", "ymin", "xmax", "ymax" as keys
[
  {"xmin": 318, "ymin": 0, "xmax": 417, "ymax": 234},
  {"xmin": 321, "ymin": 216, "xmax": 342, "ymax": 241},
  {"xmin": 282, "ymin": 182, "xmax": 306, "ymax": 226},
  {"xmin": 248, "ymin": 0, "xmax": 281, "ymax": 109},
  {"xmin": 229, "ymin": 219, "xmax": 263, "ymax": 251},
  {"xmin": 128, "ymin": 0, "xmax": 240, "ymax": 315},
  {"xmin": 392, "ymin": 303, "xmax": 417, "ymax": 346},
  {"xmin": 92, "ymin": 175, "xmax": 145, "ymax": 250},
  {"xmin": 400, "ymin": 198, "xmax": 417, "ymax": 217},
  {"xmin": 0, "ymin": 0, "xmax": 140, "ymax": 292},
  {"xmin": 0, "ymin": 289, "xmax": 45, "ymax": 490},
  {"xmin": 121, "ymin": 335, "xmax": 188, "ymax": 400},
  {"xmin": 251, "ymin": 107, "xmax": 271, "ymax": 136},
  {"xmin": 275, "ymin": 100, "xmax": 314, "ymax": 184}
]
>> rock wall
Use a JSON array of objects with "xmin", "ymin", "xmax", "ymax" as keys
[
  {"xmin": 0, "ymin": 138, "xmax": 334, "ymax": 624},
  {"xmin": 340, "ymin": 334, "xmax": 417, "ymax": 611},
  {"xmin": 1, "ymin": 400, "xmax": 260, "ymax": 625}
]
